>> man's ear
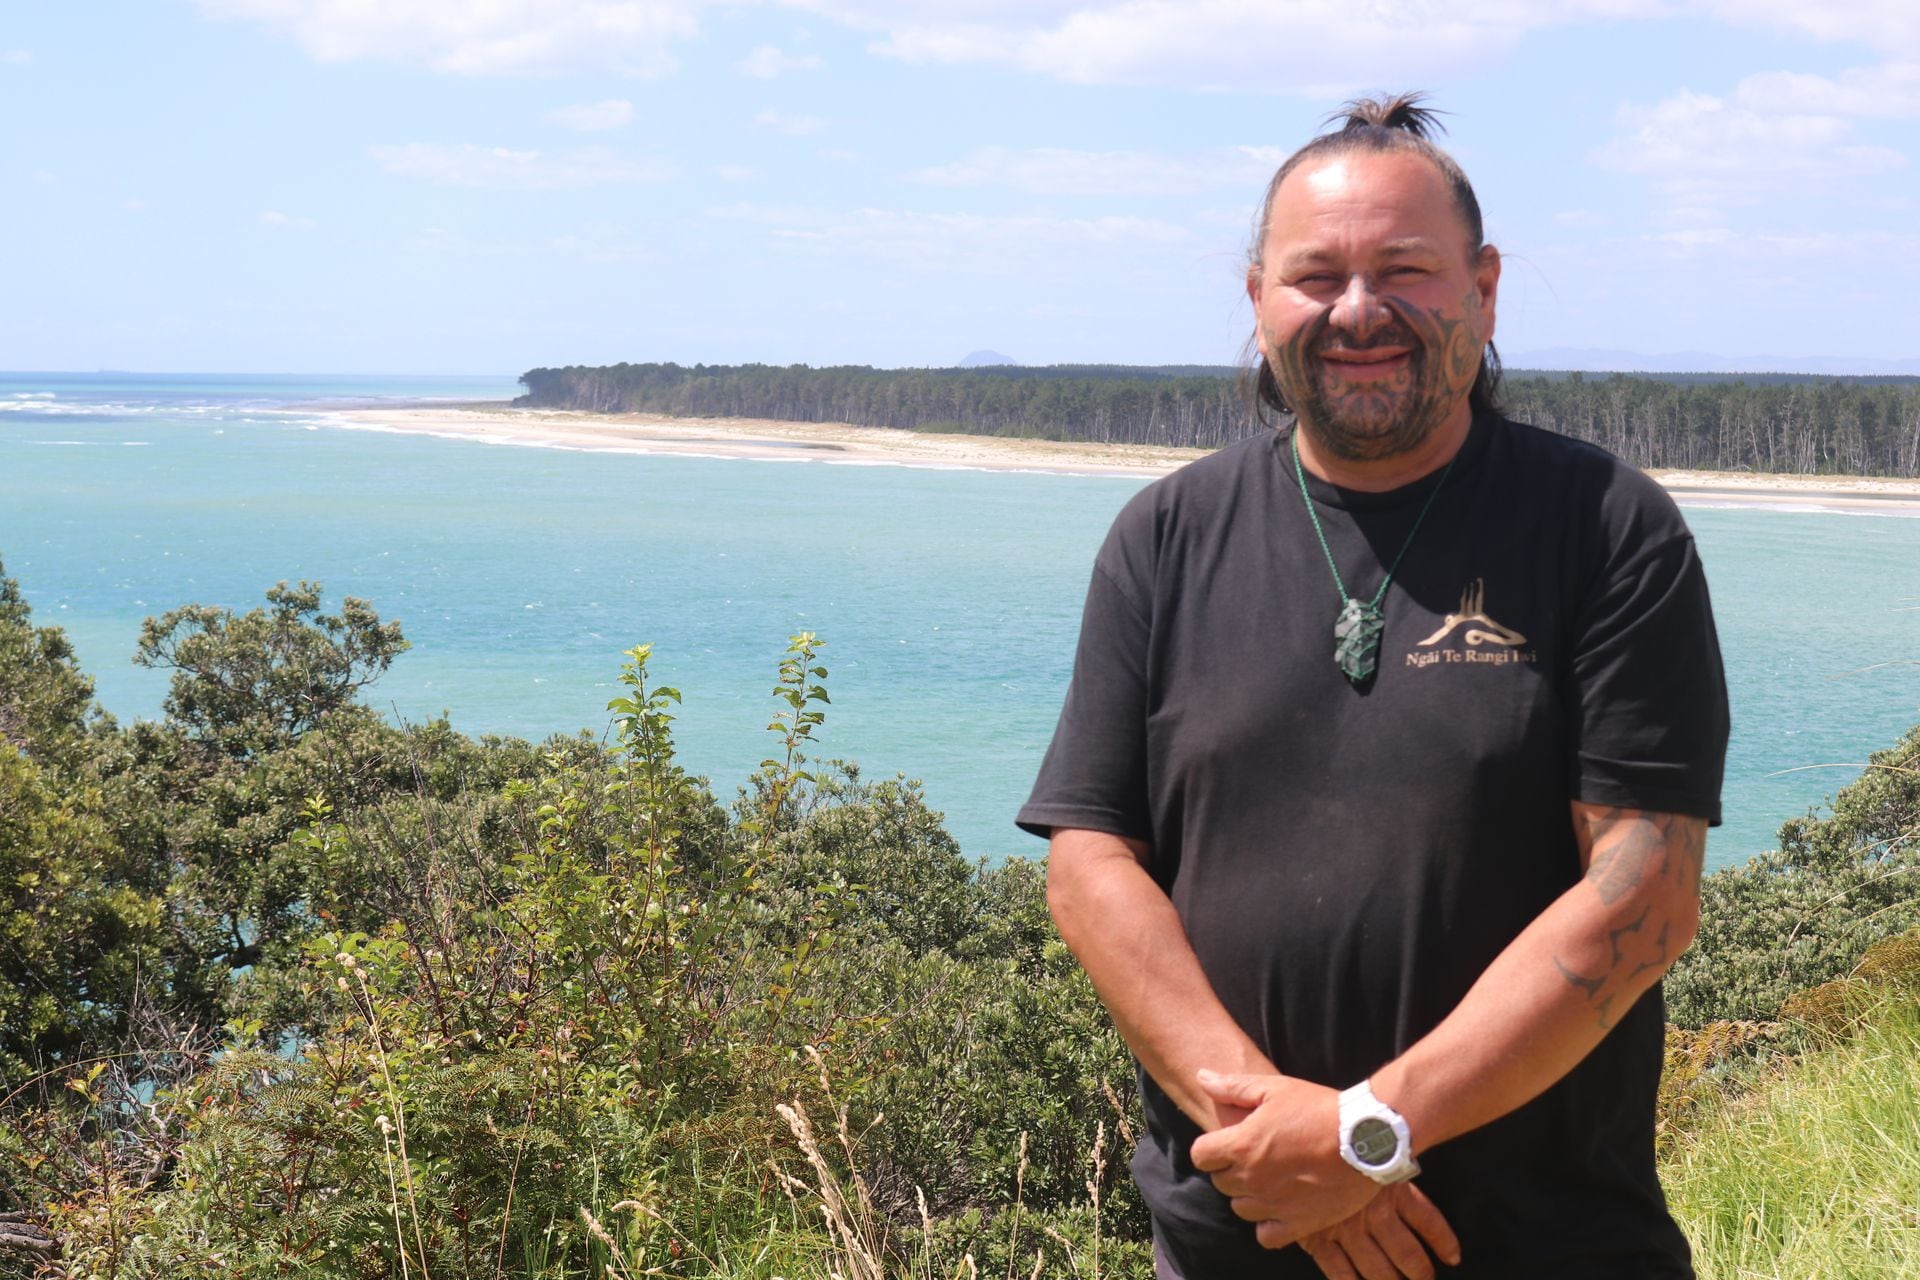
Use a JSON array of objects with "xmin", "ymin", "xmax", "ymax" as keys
[
  {"xmin": 1473, "ymin": 244, "xmax": 1501, "ymax": 341},
  {"xmin": 1246, "ymin": 269, "xmax": 1270, "ymax": 360}
]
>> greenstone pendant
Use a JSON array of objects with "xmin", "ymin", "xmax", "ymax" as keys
[{"xmin": 1333, "ymin": 597, "xmax": 1385, "ymax": 683}]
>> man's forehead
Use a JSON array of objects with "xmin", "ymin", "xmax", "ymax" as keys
[
  {"xmin": 1263, "ymin": 152, "xmax": 1474, "ymax": 261},
  {"xmin": 1279, "ymin": 150, "xmax": 1450, "ymax": 209}
]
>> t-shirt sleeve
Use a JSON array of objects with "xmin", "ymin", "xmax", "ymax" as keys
[
  {"xmin": 1566, "ymin": 507, "xmax": 1730, "ymax": 824},
  {"xmin": 1016, "ymin": 545, "xmax": 1154, "ymax": 842}
]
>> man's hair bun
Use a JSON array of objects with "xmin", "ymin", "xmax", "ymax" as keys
[{"xmin": 1328, "ymin": 92, "xmax": 1446, "ymax": 142}]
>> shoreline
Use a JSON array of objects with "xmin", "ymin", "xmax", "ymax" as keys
[{"xmin": 316, "ymin": 405, "xmax": 1920, "ymax": 513}]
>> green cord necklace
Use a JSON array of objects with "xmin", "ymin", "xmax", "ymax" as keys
[{"xmin": 1292, "ymin": 429, "xmax": 1458, "ymax": 684}]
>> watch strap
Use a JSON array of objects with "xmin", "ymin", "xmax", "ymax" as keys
[{"xmin": 1337, "ymin": 1079, "xmax": 1421, "ymax": 1184}]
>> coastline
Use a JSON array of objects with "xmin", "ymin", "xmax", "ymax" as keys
[{"xmin": 317, "ymin": 405, "xmax": 1920, "ymax": 513}]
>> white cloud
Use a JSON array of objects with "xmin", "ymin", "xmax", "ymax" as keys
[
  {"xmin": 196, "ymin": 0, "xmax": 703, "ymax": 75},
  {"xmin": 404, "ymin": 227, "xmax": 532, "ymax": 256},
  {"xmin": 1731, "ymin": 62, "xmax": 1920, "ymax": 118},
  {"xmin": 735, "ymin": 43, "xmax": 823, "ymax": 77},
  {"xmin": 178, "ymin": 0, "xmax": 1920, "ymax": 98},
  {"xmin": 1699, "ymin": 0, "xmax": 1920, "ymax": 57},
  {"xmin": 777, "ymin": 0, "xmax": 1658, "ymax": 93},
  {"xmin": 753, "ymin": 108, "xmax": 827, "ymax": 135},
  {"xmin": 1640, "ymin": 226, "xmax": 1920, "ymax": 283},
  {"xmin": 1509, "ymin": 220, "xmax": 1920, "ymax": 360},
  {"xmin": 404, "ymin": 225, "xmax": 655, "ymax": 259},
  {"xmin": 1, "ymin": 49, "xmax": 30, "ymax": 65},
  {"xmin": 370, "ymin": 142, "xmax": 672, "ymax": 188},
  {"xmin": 717, "ymin": 202, "xmax": 1195, "ymax": 272},
  {"xmin": 548, "ymin": 226, "xmax": 658, "ymax": 264},
  {"xmin": 912, "ymin": 145, "xmax": 1284, "ymax": 197},
  {"xmin": 548, "ymin": 98, "xmax": 636, "ymax": 131},
  {"xmin": 714, "ymin": 163, "xmax": 755, "ymax": 181},
  {"xmin": 261, "ymin": 210, "xmax": 318, "ymax": 230},
  {"xmin": 1657, "ymin": 205, "xmax": 1727, "ymax": 228},
  {"xmin": 1552, "ymin": 209, "xmax": 1609, "ymax": 229},
  {"xmin": 1593, "ymin": 88, "xmax": 1907, "ymax": 203}
]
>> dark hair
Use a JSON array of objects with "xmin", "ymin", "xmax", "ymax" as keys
[{"xmin": 1242, "ymin": 91, "xmax": 1503, "ymax": 421}]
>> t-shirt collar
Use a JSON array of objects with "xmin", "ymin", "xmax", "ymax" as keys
[{"xmin": 1279, "ymin": 410, "xmax": 1493, "ymax": 513}]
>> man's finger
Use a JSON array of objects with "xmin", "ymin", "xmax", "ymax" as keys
[
  {"xmin": 1338, "ymin": 1223, "xmax": 1406, "ymax": 1280},
  {"xmin": 1206, "ymin": 1167, "xmax": 1250, "ymax": 1198},
  {"xmin": 1228, "ymin": 1193, "xmax": 1286, "ymax": 1224},
  {"xmin": 1195, "ymin": 1068, "xmax": 1269, "ymax": 1110},
  {"xmin": 1301, "ymin": 1233, "xmax": 1361, "ymax": 1280},
  {"xmin": 1356, "ymin": 1204, "xmax": 1435, "ymax": 1280},
  {"xmin": 1394, "ymin": 1184, "xmax": 1461, "ymax": 1267},
  {"xmin": 1189, "ymin": 1134, "xmax": 1231, "ymax": 1173},
  {"xmin": 1255, "ymin": 1217, "xmax": 1302, "ymax": 1251}
]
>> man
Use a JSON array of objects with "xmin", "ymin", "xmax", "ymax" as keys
[{"xmin": 1017, "ymin": 94, "xmax": 1728, "ymax": 1279}]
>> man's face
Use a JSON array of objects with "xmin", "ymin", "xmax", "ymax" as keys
[{"xmin": 1248, "ymin": 150, "xmax": 1500, "ymax": 463}]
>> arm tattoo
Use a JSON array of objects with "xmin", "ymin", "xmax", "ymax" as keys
[
  {"xmin": 1555, "ymin": 807, "xmax": 1707, "ymax": 1030},
  {"xmin": 1553, "ymin": 956, "xmax": 1604, "ymax": 998},
  {"xmin": 1627, "ymin": 920, "xmax": 1672, "ymax": 984},
  {"xmin": 1582, "ymin": 809, "xmax": 1705, "ymax": 904},
  {"xmin": 1606, "ymin": 904, "xmax": 1650, "ymax": 966}
]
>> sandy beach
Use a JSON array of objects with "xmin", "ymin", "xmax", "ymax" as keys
[{"xmin": 323, "ymin": 405, "xmax": 1920, "ymax": 514}]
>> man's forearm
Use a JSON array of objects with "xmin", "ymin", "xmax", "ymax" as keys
[
  {"xmin": 1371, "ymin": 806, "xmax": 1705, "ymax": 1153},
  {"xmin": 1046, "ymin": 827, "xmax": 1273, "ymax": 1130}
]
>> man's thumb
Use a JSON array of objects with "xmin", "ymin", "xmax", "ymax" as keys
[{"xmin": 1195, "ymin": 1068, "xmax": 1266, "ymax": 1108}]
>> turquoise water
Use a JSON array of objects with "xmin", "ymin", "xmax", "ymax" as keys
[{"xmin": 2, "ymin": 373, "xmax": 1915, "ymax": 871}]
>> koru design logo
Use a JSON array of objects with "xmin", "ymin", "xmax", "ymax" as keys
[{"xmin": 1406, "ymin": 579, "xmax": 1536, "ymax": 669}]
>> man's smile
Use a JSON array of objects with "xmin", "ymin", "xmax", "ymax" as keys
[{"xmin": 1317, "ymin": 344, "xmax": 1415, "ymax": 380}]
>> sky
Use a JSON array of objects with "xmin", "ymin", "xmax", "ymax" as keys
[{"xmin": 2, "ymin": 1, "xmax": 1917, "ymax": 376}]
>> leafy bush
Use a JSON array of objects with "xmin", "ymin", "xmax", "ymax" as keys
[
  {"xmin": 1, "ymin": 594, "xmax": 1137, "ymax": 1278},
  {"xmin": 1667, "ymin": 721, "xmax": 1920, "ymax": 1026}
]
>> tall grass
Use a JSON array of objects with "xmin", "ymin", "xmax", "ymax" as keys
[{"xmin": 1663, "ymin": 990, "xmax": 1920, "ymax": 1278}]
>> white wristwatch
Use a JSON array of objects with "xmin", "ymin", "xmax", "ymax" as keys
[{"xmin": 1337, "ymin": 1080, "xmax": 1421, "ymax": 1184}]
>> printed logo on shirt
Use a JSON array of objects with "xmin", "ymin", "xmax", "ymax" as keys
[{"xmin": 1405, "ymin": 579, "xmax": 1537, "ymax": 669}]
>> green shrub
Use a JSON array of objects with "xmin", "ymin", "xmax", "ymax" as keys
[
  {"xmin": 1667, "ymin": 721, "xmax": 1920, "ymax": 1026},
  {"xmin": 3, "ymin": 621, "xmax": 1147, "ymax": 1278}
]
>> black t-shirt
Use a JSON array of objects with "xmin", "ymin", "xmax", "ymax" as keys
[{"xmin": 1018, "ymin": 414, "xmax": 1729, "ymax": 1279}]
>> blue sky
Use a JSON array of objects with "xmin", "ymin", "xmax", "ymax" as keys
[{"xmin": 2, "ymin": 1, "xmax": 1916, "ymax": 375}]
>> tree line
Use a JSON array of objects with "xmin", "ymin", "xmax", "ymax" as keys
[{"xmin": 516, "ymin": 362, "xmax": 1920, "ymax": 476}]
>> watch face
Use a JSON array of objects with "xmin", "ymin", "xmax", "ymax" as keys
[{"xmin": 1350, "ymin": 1116, "xmax": 1399, "ymax": 1167}]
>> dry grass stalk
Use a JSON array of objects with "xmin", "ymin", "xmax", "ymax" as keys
[
  {"xmin": 1003, "ymin": 1132, "xmax": 1030, "ymax": 1280},
  {"xmin": 1086, "ymin": 1121, "xmax": 1107, "ymax": 1280},
  {"xmin": 1099, "ymin": 1079, "xmax": 1135, "ymax": 1148},
  {"xmin": 353, "ymin": 961, "xmax": 433, "ymax": 1280},
  {"xmin": 578, "ymin": 1206, "xmax": 640, "ymax": 1280},
  {"xmin": 777, "ymin": 1099, "xmax": 884, "ymax": 1280}
]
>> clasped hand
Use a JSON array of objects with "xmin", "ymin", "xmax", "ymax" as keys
[{"xmin": 1189, "ymin": 1070, "xmax": 1460, "ymax": 1278}]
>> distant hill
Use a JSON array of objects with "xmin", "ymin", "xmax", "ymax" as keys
[
  {"xmin": 957, "ymin": 350, "xmax": 1018, "ymax": 367},
  {"xmin": 1508, "ymin": 347, "xmax": 1920, "ymax": 379},
  {"xmin": 1508, "ymin": 368, "xmax": 1920, "ymax": 388}
]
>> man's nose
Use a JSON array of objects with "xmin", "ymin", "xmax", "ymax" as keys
[{"xmin": 1329, "ymin": 274, "xmax": 1391, "ymax": 341}]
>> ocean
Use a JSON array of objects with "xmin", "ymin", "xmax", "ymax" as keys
[{"xmin": 2, "ymin": 372, "xmax": 1915, "ymax": 872}]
